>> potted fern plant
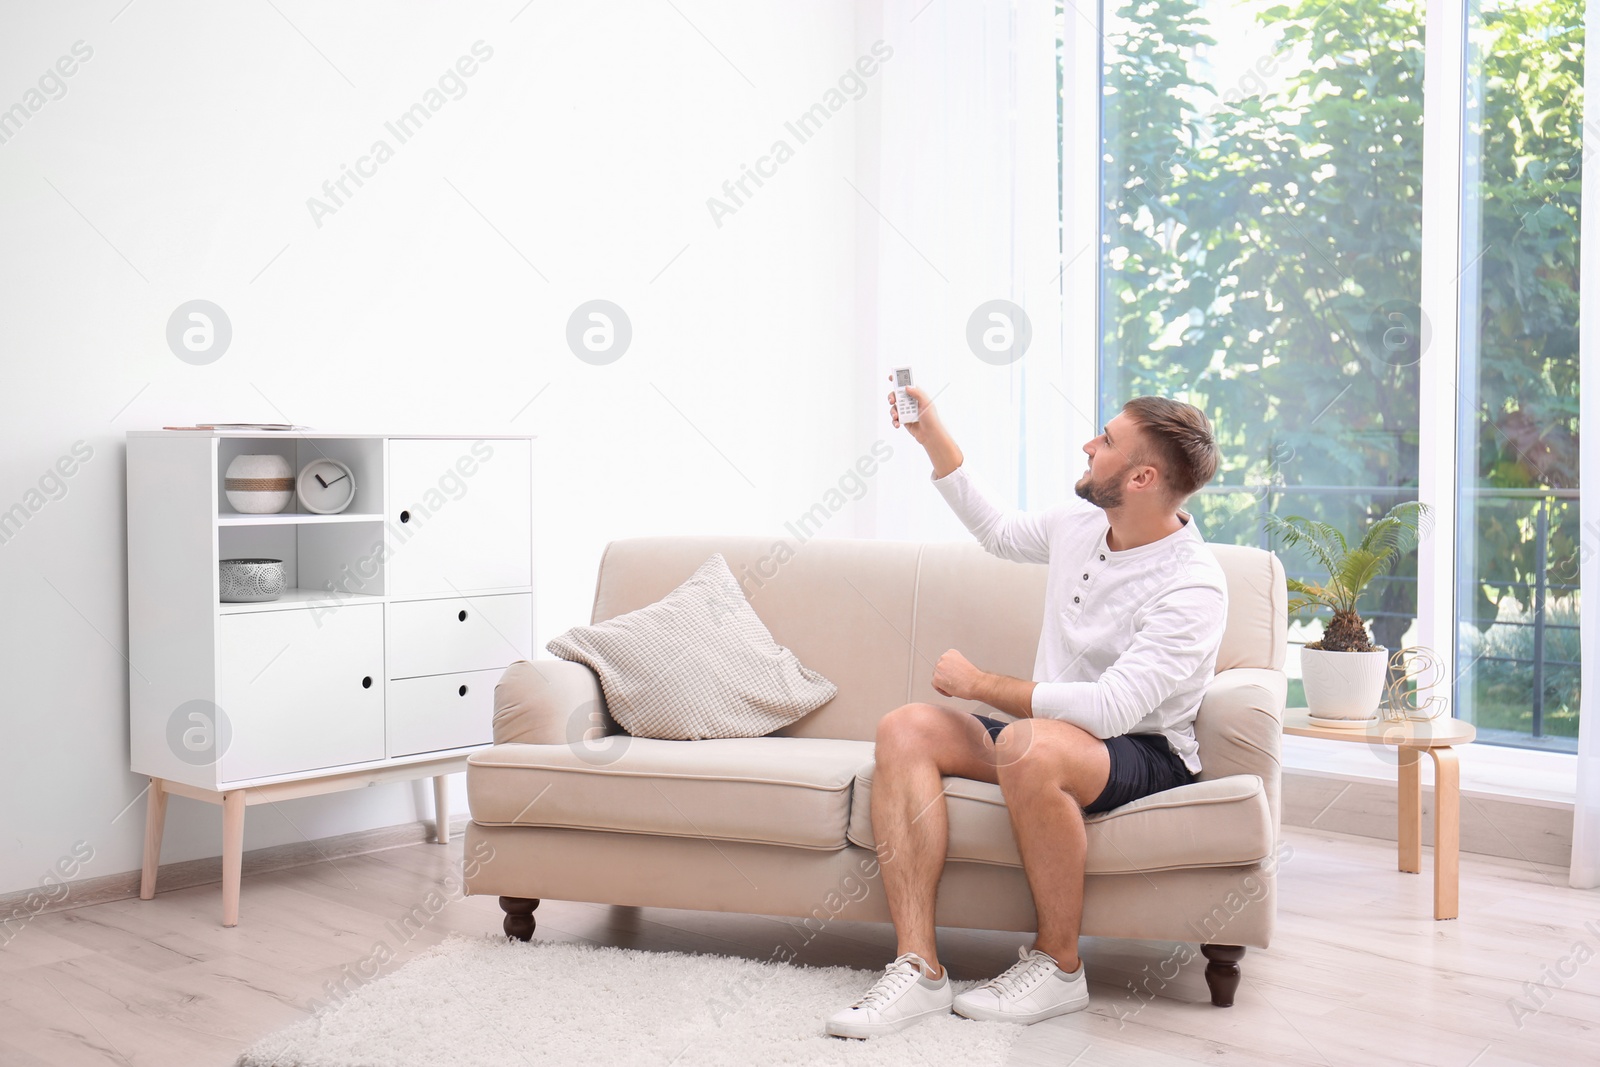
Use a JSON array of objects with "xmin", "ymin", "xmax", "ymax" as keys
[{"xmin": 1265, "ymin": 500, "xmax": 1433, "ymax": 724}]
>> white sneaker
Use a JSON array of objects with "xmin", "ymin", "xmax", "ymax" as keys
[
  {"xmin": 952, "ymin": 946, "xmax": 1089, "ymax": 1024},
  {"xmin": 825, "ymin": 951, "xmax": 952, "ymax": 1039}
]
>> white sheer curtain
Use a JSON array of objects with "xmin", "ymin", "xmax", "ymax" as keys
[
  {"xmin": 1572, "ymin": 0, "xmax": 1600, "ymax": 889},
  {"xmin": 858, "ymin": 0, "xmax": 1072, "ymax": 542}
]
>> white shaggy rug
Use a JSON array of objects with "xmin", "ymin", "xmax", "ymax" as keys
[{"xmin": 239, "ymin": 936, "xmax": 1020, "ymax": 1067}]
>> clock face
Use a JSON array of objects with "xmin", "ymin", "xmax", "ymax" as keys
[{"xmin": 297, "ymin": 459, "xmax": 357, "ymax": 514}]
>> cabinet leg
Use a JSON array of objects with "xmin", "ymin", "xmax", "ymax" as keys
[
  {"xmin": 433, "ymin": 775, "xmax": 450, "ymax": 845},
  {"xmin": 1397, "ymin": 747, "xmax": 1422, "ymax": 874},
  {"xmin": 500, "ymin": 896, "xmax": 540, "ymax": 941},
  {"xmin": 139, "ymin": 778, "xmax": 167, "ymax": 901},
  {"xmin": 1430, "ymin": 747, "xmax": 1461, "ymax": 920},
  {"xmin": 1200, "ymin": 944, "xmax": 1245, "ymax": 1007},
  {"xmin": 221, "ymin": 791, "xmax": 245, "ymax": 928}
]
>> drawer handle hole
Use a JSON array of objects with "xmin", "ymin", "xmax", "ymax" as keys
[
  {"xmin": 458, "ymin": 684, "xmax": 469, "ymax": 697},
  {"xmin": 361, "ymin": 676, "xmax": 373, "ymax": 689},
  {"xmin": 458, "ymin": 610, "xmax": 468, "ymax": 622}
]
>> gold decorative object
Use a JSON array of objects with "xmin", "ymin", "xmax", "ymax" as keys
[{"xmin": 1383, "ymin": 645, "xmax": 1450, "ymax": 722}]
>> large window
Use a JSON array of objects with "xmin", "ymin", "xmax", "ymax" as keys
[
  {"xmin": 1456, "ymin": 0, "xmax": 1584, "ymax": 751},
  {"xmin": 1096, "ymin": 0, "xmax": 1425, "ymax": 705},
  {"xmin": 1080, "ymin": 0, "xmax": 1583, "ymax": 745}
]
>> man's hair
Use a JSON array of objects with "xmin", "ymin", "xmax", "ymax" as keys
[{"xmin": 1120, "ymin": 397, "xmax": 1219, "ymax": 500}]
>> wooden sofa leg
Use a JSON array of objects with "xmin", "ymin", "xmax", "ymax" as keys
[
  {"xmin": 1201, "ymin": 944, "xmax": 1245, "ymax": 1006},
  {"xmin": 500, "ymin": 896, "xmax": 540, "ymax": 941}
]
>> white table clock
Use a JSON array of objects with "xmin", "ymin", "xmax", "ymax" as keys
[{"xmin": 297, "ymin": 457, "xmax": 357, "ymax": 514}]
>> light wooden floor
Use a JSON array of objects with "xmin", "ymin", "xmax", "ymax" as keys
[{"xmin": 3, "ymin": 825, "xmax": 1597, "ymax": 1066}]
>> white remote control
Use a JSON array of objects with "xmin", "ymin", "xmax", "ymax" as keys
[{"xmin": 892, "ymin": 367, "xmax": 919, "ymax": 423}]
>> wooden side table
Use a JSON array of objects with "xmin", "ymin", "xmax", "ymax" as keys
[{"xmin": 1283, "ymin": 709, "xmax": 1476, "ymax": 920}]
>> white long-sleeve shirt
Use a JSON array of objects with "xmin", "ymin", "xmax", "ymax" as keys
[{"xmin": 932, "ymin": 464, "xmax": 1227, "ymax": 773}]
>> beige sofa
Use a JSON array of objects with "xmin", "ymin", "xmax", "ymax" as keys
[{"xmin": 464, "ymin": 535, "xmax": 1288, "ymax": 1006}]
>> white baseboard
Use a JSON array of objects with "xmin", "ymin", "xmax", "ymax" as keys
[
  {"xmin": 1281, "ymin": 770, "xmax": 1573, "ymax": 868},
  {"xmin": 1, "ymin": 815, "xmax": 473, "ymax": 923}
]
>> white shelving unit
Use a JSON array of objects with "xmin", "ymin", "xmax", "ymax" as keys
[{"xmin": 126, "ymin": 431, "xmax": 535, "ymax": 926}]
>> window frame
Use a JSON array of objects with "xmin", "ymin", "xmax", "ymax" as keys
[{"xmin": 1417, "ymin": 0, "xmax": 1466, "ymax": 698}]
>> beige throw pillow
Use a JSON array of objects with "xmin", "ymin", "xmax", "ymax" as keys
[{"xmin": 545, "ymin": 553, "xmax": 838, "ymax": 740}]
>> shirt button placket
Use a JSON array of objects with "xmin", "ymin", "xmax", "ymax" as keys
[{"xmin": 1077, "ymin": 548, "xmax": 1100, "ymax": 610}]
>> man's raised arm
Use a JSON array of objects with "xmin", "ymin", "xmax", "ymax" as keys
[{"xmin": 888, "ymin": 380, "xmax": 1053, "ymax": 565}]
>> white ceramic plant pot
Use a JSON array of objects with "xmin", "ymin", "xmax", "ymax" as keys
[
  {"xmin": 224, "ymin": 453, "xmax": 293, "ymax": 513},
  {"xmin": 1300, "ymin": 647, "xmax": 1389, "ymax": 721}
]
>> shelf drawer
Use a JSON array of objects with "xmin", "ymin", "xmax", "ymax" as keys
[
  {"xmin": 386, "ymin": 593, "xmax": 533, "ymax": 680},
  {"xmin": 387, "ymin": 668, "xmax": 499, "ymax": 757}
]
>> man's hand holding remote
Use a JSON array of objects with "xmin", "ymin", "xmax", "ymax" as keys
[{"xmin": 886, "ymin": 377, "xmax": 964, "ymax": 479}]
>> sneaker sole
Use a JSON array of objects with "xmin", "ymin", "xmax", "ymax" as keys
[
  {"xmin": 951, "ymin": 993, "xmax": 1089, "ymax": 1025},
  {"xmin": 825, "ymin": 1003, "xmax": 953, "ymax": 1039}
]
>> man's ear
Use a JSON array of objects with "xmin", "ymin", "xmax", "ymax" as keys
[{"xmin": 1128, "ymin": 462, "xmax": 1160, "ymax": 493}]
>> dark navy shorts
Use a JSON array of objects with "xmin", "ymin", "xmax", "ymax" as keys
[{"xmin": 973, "ymin": 715, "xmax": 1195, "ymax": 814}]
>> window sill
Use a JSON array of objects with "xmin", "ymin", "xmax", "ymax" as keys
[{"xmin": 1280, "ymin": 733, "xmax": 1576, "ymax": 808}]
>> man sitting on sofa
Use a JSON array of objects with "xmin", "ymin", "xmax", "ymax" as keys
[{"xmin": 825, "ymin": 386, "xmax": 1227, "ymax": 1038}]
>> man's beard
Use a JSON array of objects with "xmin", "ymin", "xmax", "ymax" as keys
[{"xmin": 1075, "ymin": 466, "xmax": 1128, "ymax": 510}]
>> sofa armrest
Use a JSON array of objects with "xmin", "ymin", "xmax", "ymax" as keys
[
  {"xmin": 492, "ymin": 659, "xmax": 614, "ymax": 745},
  {"xmin": 1195, "ymin": 667, "xmax": 1287, "ymax": 831}
]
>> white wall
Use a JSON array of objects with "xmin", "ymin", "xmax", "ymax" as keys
[{"xmin": 0, "ymin": 1, "xmax": 884, "ymax": 895}]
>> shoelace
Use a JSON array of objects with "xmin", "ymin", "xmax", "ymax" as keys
[
  {"xmin": 980, "ymin": 947, "xmax": 1059, "ymax": 999},
  {"xmin": 852, "ymin": 952, "xmax": 933, "ymax": 1011}
]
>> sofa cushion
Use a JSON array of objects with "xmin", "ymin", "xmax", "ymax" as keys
[
  {"xmin": 547, "ymin": 553, "xmax": 838, "ymax": 740},
  {"xmin": 1209, "ymin": 543, "xmax": 1288, "ymax": 672},
  {"xmin": 469, "ymin": 736, "xmax": 875, "ymax": 851},
  {"xmin": 847, "ymin": 767, "xmax": 1273, "ymax": 874},
  {"xmin": 587, "ymin": 536, "xmax": 924, "ymax": 742}
]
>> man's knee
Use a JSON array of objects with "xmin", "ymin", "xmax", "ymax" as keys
[
  {"xmin": 876, "ymin": 702, "xmax": 931, "ymax": 742},
  {"xmin": 875, "ymin": 703, "xmax": 947, "ymax": 762}
]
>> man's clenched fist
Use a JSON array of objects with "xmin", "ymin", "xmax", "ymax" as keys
[{"xmin": 932, "ymin": 648, "xmax": 984, "ymax": 701}]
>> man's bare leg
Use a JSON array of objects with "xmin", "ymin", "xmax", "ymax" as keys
[
  {"xmin": 994, "ymin": 718, "xmax": 1111, "ymax": 972},
  {"xmin": 870, "ymin": 704, "xmax": 1000, "ymax": 978}
]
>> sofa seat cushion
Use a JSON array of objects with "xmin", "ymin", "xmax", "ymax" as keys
[
  {"xmin": 847, "ymin": 767, "xmax": 1272, "ymax": 874},
  {"xmin": 469, "ymin": 736, "xmax": 875, "ymax": 851}
]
